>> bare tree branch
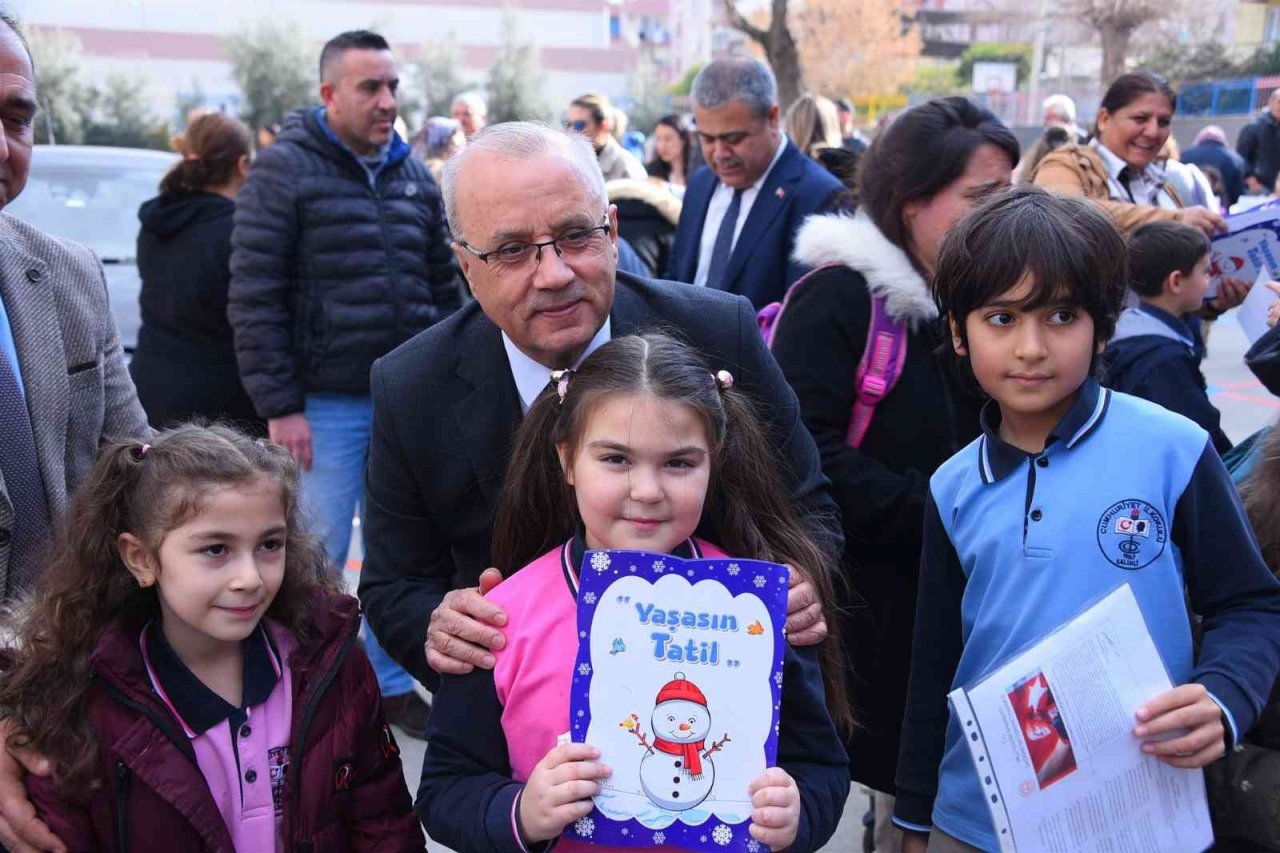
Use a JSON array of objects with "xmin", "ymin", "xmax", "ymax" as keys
[{"xmin": 722, "ymin": 0, "xmax": 768, "ymax": 45}]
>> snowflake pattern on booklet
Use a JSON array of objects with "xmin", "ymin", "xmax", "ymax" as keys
[{"xmin": 568, "ymin": 548, "xmax": 788, "ymax": 852}]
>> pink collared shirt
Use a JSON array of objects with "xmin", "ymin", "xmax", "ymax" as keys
[{"xmin": 141, "ymin": 621, "xmax": 296, "ymax": 852}]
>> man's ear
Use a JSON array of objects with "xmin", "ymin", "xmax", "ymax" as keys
[
  {"xmin": 949, "ymin": 314, "xmax": 968, "ymax": 356},
  {"xmin": 117, "ymin": 533, "xmax": 157, "ymax": 588},
  {"xmin": 320, "ymin": 79, "xmax": 338, "ymax": 110},
  {"xmin": 557, "ymin": 444, "xmax": 574, "ymax": 485}
]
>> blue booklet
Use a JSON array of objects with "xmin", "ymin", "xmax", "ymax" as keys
[{"xmin": 567, "ymin": 549, "xmax": 788, "ymax": 852}]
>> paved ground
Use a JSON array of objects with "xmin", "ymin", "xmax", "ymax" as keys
[{"xmin": 344, "ymin": 307, "xmax": 1277, "ymax": 852}]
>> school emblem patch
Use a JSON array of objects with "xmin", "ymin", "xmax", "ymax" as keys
[{"xmin": 1096, "ymin": 499, "xmax": 1167, "ymax": 570}]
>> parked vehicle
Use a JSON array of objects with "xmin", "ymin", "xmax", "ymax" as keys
[{"xmin": 7, "ymin": 146, "xmax": 178, "ymax": 353}]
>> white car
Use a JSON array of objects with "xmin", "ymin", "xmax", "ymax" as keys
[{"xmin": 7, "ymin": 145, "xmax": 179, "ymax": 353}]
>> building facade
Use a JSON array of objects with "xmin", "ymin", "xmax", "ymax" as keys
[{"xmin": 15, "ymin": 0, "xmax": 713, "ymax": 130}]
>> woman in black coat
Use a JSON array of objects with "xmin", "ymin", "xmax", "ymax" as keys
[
  {"xmin": 130, "ymin": 113, "xmax": 264, "ymax": 435},
  {"xmin": 769, "ymin": 98, "xmax": 1019, "ymax": 850}
]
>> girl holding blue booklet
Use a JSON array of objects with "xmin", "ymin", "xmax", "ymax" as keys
[{"xmin": 417, "ymin": 332, "xmax": 850, "ymax": 853}]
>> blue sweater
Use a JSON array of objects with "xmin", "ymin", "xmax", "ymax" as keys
[{"xmin": 893, "ymin": 380, "xmax": 1280, "ymax": 848}]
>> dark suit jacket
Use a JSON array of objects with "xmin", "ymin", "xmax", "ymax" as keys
[
  {"xmin": 358, "ymin": 272, "xmax": 842, "ymax": 688},
  {"xmin": 667, "ymin": 141, "xmax": 843, "ymax": 309}
]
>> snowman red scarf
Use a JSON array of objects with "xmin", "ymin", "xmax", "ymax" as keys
[
  {"xmin": 650, "ymin": 674, "xmax": 708, "ymax": 778},
  {"xmin": 653, "ymin": 733, "xmax": 706, "ymax": 778}
]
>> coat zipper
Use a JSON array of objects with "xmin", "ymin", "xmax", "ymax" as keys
[
  {"xmin": 370, "ymin": 178, "xmax": 404, "ymax": 342},
  {"xmin": 100, "ymin": 680, "xmax": 199, "ymax": 767},
  {"xmin": 114, "ymin": 761, "xmax": 132, "ymax": 850},
  {"xmin": 287, "ymin": 629, "xmax": 358, "ymax": 846}
]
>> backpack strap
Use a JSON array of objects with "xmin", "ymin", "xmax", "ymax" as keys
[
  {"xmin": 757, "ymin": 263, "xmax": 841, "ymax": 348},
  {"xmin": 846, "ymin": 294, "xmax": 907, "ymax": 448},
  {"xmin": 758, "ymin": 266, "xmax": 907, "ymax": 450}
]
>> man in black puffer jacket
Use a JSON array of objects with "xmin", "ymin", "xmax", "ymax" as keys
[{"xmin": 229, "ymin": 29, "xmax": 459, "ymax": 737}]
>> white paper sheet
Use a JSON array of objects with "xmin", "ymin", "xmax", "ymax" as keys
[
  {"xmin": 948, "ymin": 584, "xmax": 1213, "ymax": 853},
  {"xmin": 1237, "ymin": 270, "xmax": 1276, "ymax": 345}
]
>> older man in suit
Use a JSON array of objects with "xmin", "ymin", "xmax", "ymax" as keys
[
  {"xmin": 668, "ymin": 58, "xmax": 843, "ymax": 309},
  {"xmin": 0, "ymin": 18, "xmax": 148, "ymax": 596},
  {"xmin": 356, "ymin": 122, "xmax": 842, "ymax": 690},
  {"xmin": 0, "ymin": 13, "xmax": 149, "ymax": 852}
]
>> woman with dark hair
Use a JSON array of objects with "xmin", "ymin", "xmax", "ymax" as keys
[
  {"xmin": 768, "ymin": 95, "xmax": 1018, "ymax": 852},
  {"xmin": 1031, "ymin": 72, "xmax": 1225, "ymax": 238},
  {"xmin": 646, "ymin": 113, "xmax": 695, "ymax": 193},
  {"xmin": 130, "ymin": 112, "xmax": 265, "ymax": 435}
]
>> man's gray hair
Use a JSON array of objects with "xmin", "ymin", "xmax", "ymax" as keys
[
  {"xmin": 1042, "ymin": 93, "xmax": 1077, "ymax": 124},
  {"xmin": 442, "ymin": 121, "xmax": 607, "ymax": 238},
  {"xmin": 452, "ymin": 90, "xmax": 488, "ymax": 116},
  {"xmin": 692, "ymin": 58, "xmax": 777, "ymax": 119}
]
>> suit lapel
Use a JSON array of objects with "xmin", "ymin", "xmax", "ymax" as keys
[
  {"xmin": 0, "ymin": 223, "xmax": 68, "ymax": 514},
  {"xmin": 452, "ymin": 319, "xmax": 522, "ymax": 506},
  {"xmin": 721, "ymin": 142, "xmax": 804, "ymax": 289},
  {"xmin": 678, "ymin": 173, "xmax": 716, "ymax": 281}
]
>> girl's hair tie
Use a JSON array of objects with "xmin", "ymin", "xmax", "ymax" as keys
[
  {"xmin": 712, "ymin": 370, "xmax": 734, "ymax": 392},
  {"xmin": 552, "ymin": 368, "xmax": 574, "ymax": 404},
  {"xmin": 139, "ymin": 443, "xmax": 151, "ymax": 457},
  {"xmin": 183, "ymin": 153, "xmax": 200, "ymax": 162}
]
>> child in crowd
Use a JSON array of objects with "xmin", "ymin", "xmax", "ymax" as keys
[
  {"xmin": 1208, "ymin": 425, "xmax": 1280, "ymax": 849},
  {"xmin": 1104, "ymin": 221, "xmax": 1233, "ymax": 454},
  {"xmin": 417, "ymin": 332, "xmax": 851, "ymax": 853},
  {"xmin": 892, "ymin": 187, "xmax": 1280, "ymax": 852},
  {"xmin": 0, "ymin": 424, "xmax": 422, "ymax": 850}
]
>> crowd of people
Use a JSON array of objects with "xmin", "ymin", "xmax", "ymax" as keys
[{"xmin": 6, "ymin": 10, "xmax": 1280, "ymax": 853}]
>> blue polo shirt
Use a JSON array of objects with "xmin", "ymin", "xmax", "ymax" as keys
[{"xmin": 893, "ymin": 380, "xmax": 1280, "ymax": 849}]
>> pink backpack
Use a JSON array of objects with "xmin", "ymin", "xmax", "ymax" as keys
[{"xmin": 758, "ymin": 264, "xmax": 907, "ymax": 448}]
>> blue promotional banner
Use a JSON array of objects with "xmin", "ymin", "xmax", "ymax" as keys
[{"xmin": 567, "ymin": 550, "xmax": 788, "ymax": 852}]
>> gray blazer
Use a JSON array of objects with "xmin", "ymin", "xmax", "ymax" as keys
[{"xmin": 0, "ymin": 214, "xmax": 148, "ymax": 592}]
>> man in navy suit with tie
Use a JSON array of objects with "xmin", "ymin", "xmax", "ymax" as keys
[{"xmin": 669, "ymin": 57, "xmax": 843, "ymax": 309}]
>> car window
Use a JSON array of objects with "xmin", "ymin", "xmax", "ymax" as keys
[{"xmin": 7, "ymin": 161, "xmax": 169, "ymax": 261}]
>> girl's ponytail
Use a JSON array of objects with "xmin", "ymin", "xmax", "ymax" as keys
[
  {"xmin": 492, "ymin": 392, "xmax": 578, "ymax": 574},
  {"xmin": 707, "ymin": 387, "xmax": 853, "ymax": 731},
  {"xmin": 0, "ymin": 440, "xmax": 158, "ymax": 794}
]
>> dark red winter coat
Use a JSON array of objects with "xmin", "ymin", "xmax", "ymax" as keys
[{"xmin": 27, "ymin": 591, "xmax": 424, "ymax": 851}]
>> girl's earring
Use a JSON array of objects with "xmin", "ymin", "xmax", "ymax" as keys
[{"xmin": 139, "ymin": 577, "xmax": 153, "ymax": 588}]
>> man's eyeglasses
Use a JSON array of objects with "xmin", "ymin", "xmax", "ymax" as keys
[
  {"xmin": 459, "ymin": 221, "xmax": 612, "ymax": 270},
  {"xmin": 565, "ymin": 119, "xmax": 589, "ymax": 133}
]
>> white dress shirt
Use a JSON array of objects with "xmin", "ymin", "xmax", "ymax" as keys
[
  {"xmin": 1092, "ymin": 141, "xmax": 1179, "ymax": 210},
  {"xmin": 502, "ymin": 317, "xmax": 612, "ymax": 413},
  {"xmin": 693, "ymin": 135, "xmax": 791, "ymax": 288}
]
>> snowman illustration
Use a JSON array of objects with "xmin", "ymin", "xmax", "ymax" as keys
[{"xmin": 634, "ymin": 673, "xmax": 731, "ymax": 811}]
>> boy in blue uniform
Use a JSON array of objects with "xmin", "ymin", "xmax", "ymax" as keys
[
  {"xmin": 893, "ymin": 188, "xmax": 1280, "ymax": 852},
  {"xmin": 1104, "ymin": 221, "xmax": 1232, "ymax": 455}
]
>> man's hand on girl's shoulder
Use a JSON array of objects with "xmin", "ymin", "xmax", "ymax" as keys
[
  {"xmin": 425, "ymin": 568, "xmax": 506, "ymax": 676},
  {"xmin": 1133, "ymin": 683, "xmax": 1226, "ymax": 768},
  {"xmin": 0, "ymin": 719, "xmax": 64, "ymax": 853},
  {"xmin": 784, "ymin": 565, "xmax": 828, "ymax": 647}
]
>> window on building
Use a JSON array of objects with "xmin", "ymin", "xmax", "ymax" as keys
[{"xmin": 1266, "ymin": 7, "xmax": 1280, "ymax": 44}]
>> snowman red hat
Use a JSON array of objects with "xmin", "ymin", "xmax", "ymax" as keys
[
  {"xmin": 655, "ymin": 673, "xmax": 708, "ymax": 708},
  {"xmin": 651, "ymin": 672, "xmax": 710, "ymax": 777}
]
